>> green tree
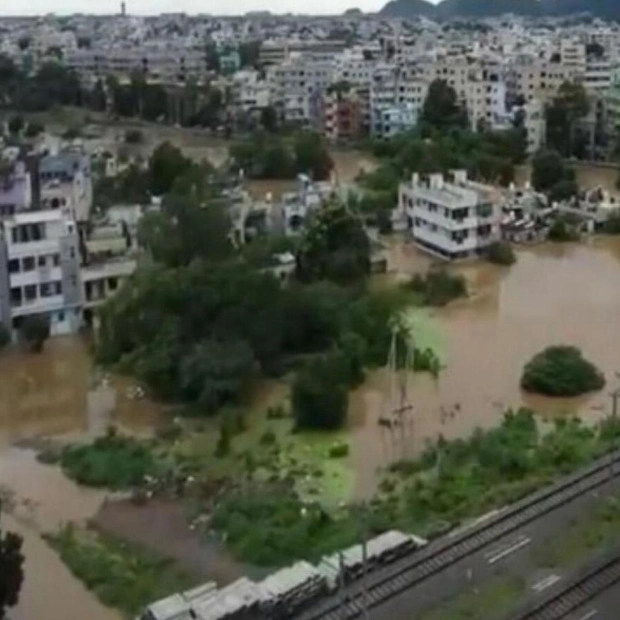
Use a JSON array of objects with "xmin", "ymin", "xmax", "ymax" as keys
[
  {"xmin": 485, "ymin": 241, "xmax": 516, "ymax": 265},
  {"xmin": 19, "ymin": 315, "xmax": 50, "ymax": 353},
  {"xmin": 239, "ymin": 41, "xmax": 261, "ymax": 68},
  {"xmin": 181, "ymin": 339, "xmax": 256, "ymax": 413},
  {"xmin": 24, "ymin": 121, "xmax": 44, "ymax": 138},
  {"xmin": 531, "ymin": 149, "xmax": 577, "ymax": 200},
  {"xmin": 138, "ymin": 193, "xmax": 232, "ymax": 268},
  {"xmin": 293, "ymin": 131, "xmax": 333, "ymax": 181},
  {"xmin": 292, "ymin": 352, "xmax": 349, "ymax": 430},
  {"xmin": 521, "ymin": 346, "xmax": 605, "ymax": 397},
  {"xmin": 147, "ymin": 142, "xmax": 192, "ymax": 196},
  {"xmin": 296, "ymin": 202, "xmax": 371, "ymax": 285},
  {"xmin": 0, "ymin": 509, "xmax": 24, "ymax": 620},
  {"xmin": 260, "ymin": 105, "xmax": 278, "ymax": 133},
  {"xmin": 421, "ymin": 79, "xmax": 468, "ymax": 131},
  {"xmin": 7, "ymin": 115, "xmax": 23, "ymax": 136},
  {"xmin": 545, "ymin": 81, "xmax": 589, "ymax": 157}
]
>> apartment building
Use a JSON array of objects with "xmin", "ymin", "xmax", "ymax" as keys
[
  {"xmin": 322, "ymin": 89, "xmax": 362, "ymax": 142},
  {"xmin": 259, "ymin": 39, "xmax": 346, "ymax": 66},
  {"xmin": 369, "ymin": 64, "xmax": 427, "ymax": 137},
  {"xmin": 0, "ymin": 209, "xmax": 82, "ymax": 335},
  {"xmin": 398, "ymin": 170, "xmax": 501, "ymax": 260},
  {"xmin": 65, "ymin": 45, "xmax": 208, "ymax": 85}
]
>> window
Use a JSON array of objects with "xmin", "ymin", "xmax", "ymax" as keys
[
  {"xmin": 53, "ymin": 254, "xmax": 60, "ymax": 267},
  {"xmin": 8, "ymin": 259, "xmax": 19, "ymax": 274},
  {"xmin": 40, "ymin": 283, "xmax": 53, "ymax": 297},
  {"xmin": 22, "ymin": 257, "xmax": 35, "ymax": 271},
  {"xmin": 24, "ymin": 284, "xmax": 37, "ymax": 301},
  {"xmin": 108, "ymin": 277, "xmax": 118, "ymax": 291},
  {"xmin": 57, "ymin": 311, "xmax": 65, "ymax": 323},
  {"xmin": 54, "ymin": 282, "xmax": 62, "ymax": 295},
  {"xmin": 10, "ymin": 288, "xmax": 22, "ymax": 307},
  {"xmin": 38, "ymin": 255, "xmax": 46, "ymax": 267},
  {"xmin": 69, "ymin": 247, "xmax": 76, "ymax": 259}
]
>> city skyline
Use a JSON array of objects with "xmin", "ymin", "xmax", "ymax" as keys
[{"xmin": 0, "ymin": 0, "xmax": 442, "ymax": 17}]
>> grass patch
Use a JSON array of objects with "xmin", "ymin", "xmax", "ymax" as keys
[
  {"xmin": 415, "ymin": 575, "xmax": 524, "ymax": 620},
  {"xmin": 45, "ymin": 524, "xmax": 194, "ymax": 618},
  {"xmin": 60, "ymin": 428, "xmax": 159, "ymax": 489},
  {"xmin": 534, "ymin": 496, "xmax": 620, "ymax": 568}
]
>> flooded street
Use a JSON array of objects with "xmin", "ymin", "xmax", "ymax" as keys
[
  {"xmin": 350, "ymin": 237, "xmax": 620, "ymax": 496},
  {"xmin": 0, "ymin": 338, "xmax": 161, "ymax": 620}
]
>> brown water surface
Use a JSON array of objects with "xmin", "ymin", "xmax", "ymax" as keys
[{"xmin": 350, "ymin": 237, "xmax": 620, "ymax": 496}]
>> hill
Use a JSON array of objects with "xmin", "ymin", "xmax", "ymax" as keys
[{"xmin": 379, "ymin": 0, "xmax": 620, "ymax": 20}]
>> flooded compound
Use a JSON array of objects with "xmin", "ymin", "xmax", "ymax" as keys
[
  {"xmin": 516, "ymin": 161, "xmax": 620, "ymax": 195},
  {"xmin": 0, "ymin": 336, "xmax": 161, "ymax": 445},
  {"xmin": 350, "ymin": 237, "xmax": 620, "ymax": 497}
]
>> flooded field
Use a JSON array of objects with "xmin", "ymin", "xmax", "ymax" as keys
[
  {"xmin": 350, "ymin": 237, "xmax": 620, "ymax": 496},
  {"xmin": 516, "ymin": 162, "xmax": 620, "ymax": 194}
]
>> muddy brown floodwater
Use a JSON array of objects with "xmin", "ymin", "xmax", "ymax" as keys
[
  {"xmin": 0, "ymin": 337, "xmax": 162, "ymax": 620},
  {"xmin": 350, "ymin": 237, "xmax": 620, "ymax": 497}
]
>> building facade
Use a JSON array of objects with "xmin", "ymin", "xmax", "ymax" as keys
[{"xmin": 398, "ymin": 170, "xmax": 501, "ymax": 260}]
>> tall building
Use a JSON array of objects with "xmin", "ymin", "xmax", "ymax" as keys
[{"xmin": 0, "ymin": 209, "xmax": 82, "ymax": 335}]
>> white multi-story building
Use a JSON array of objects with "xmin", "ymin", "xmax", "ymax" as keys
[
  {"xmin": 398, "ymin": 170, "xmax": 501, "ymax": 261},
  {"xmin": 0, "ymin": 209, "xmax": 82, "ymax": 335}
]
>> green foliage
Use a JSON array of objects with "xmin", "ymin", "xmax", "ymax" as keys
[
  {"xmin": 407, "ymin": 270, "xmax": 467, "ymax": 306},
  {"xmin": 125, "ymin": 129, "xmax": 143, "ymax": 144},
  {"xmin": 138, "ymin": 192, "xmax": 233, "ymax": 268},
  {"xmin": 94, "ymin": 162, "xmax": 150, "ymax": 209},
  {"xmin": 296, "ymin": 203, "xmax": 371, "ymax": 285},
  {"xmin": 0, "ymin": 324, "xmax": 11, "ymax": 350},
  {"xmin": 24, "ymin": 121, "xmax": 44, "ymax": 138},
  {"xmin": 60, "ymin": 429, "xmax": 157, "ymax": 489},
  {"xmin": 548, "ymin": 217, "xmax": 580, "ymax": 242},
  {"xmin": 521, "ymin": 346, "xmax": 605, "ymax": 396},
  {"xmin": 292, "ymin": 352, "xmax": 349, "ymax": 430},
  {"xmin": 413, "ymin": 347, "xmax": 441, "ymax": 377},
  {"xmin": 604, "ymin": 209, "xmax": 620, "ymax": 234},
  {"xmin": 7, "ymin": 115, "xmax": 23, "ymax": 135},
  {"xmin": 19, "ymin": 314, "xmax": 50, "ymax": 353},
  {"xmin": 328, "ymin": 442, "xmax": 350, "ymax": 458},
  {"xmin": 532, "ymin": 149, "xmax": 577, "ymax": 200},
  {"xmin": 545, "ymin": 81, "xmax": 590, "ymax": 157},
  {"xmin": 211, "ymin": 483, "xmax": 360, "ymax": 566},
  {"xmin": 421, "ymin": 79, "xmax": 468, "ymax": 131},
  {"xmin": 485, "ymin": 241, "xmax": 516, "ymax": 265},
  {"xmin": 46, "ymin": 525, "xmax": 192, "ymax": 617},
  {"xmin": 230, "ymin": 131, "xmax": 333, "ymax": 180},
  {"xmin": 0, "ymin": 509, "xmax": 24, "ymax": 619},
  {"xmin": 148, "ymin": 142, "xmax": 193, "ymax": 196}
]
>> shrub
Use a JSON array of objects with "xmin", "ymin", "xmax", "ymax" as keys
[
  {"xmin": 413, "ymin": 347, "xmax": 441, "ymax": 377},
  {"xmin": 548, "ymin": 218, "xmax": 579, "ymax": 242},
  {"xmin": 61, "ymin": 430, "xmax": 157, "ymax": 489},
  {"xmin": 485, "ymin": 241, "xmax": 516, "ymax": 266},
  {"xmin": 24, "ymin": 121, "xmax": 44, "ymax": 138},
  {"xmin": 260, "ymin": 430, "xmax": 277, "ymax": 446},
  {"xmin": 407, "ymin": 269, "xmax": 467, "ymax": 306},
  {"xmin": 19, "ymin": 315, "xmax": 50, "ymax": 353},
  {"xmin": 125, "ymin": 129, "xmax": 144, "ymax": 144},
  {"xmin": 292, "ymin": 353, "xmax": 348, "ymax": 430},
  {"xmin": 521, "ymin": 346, "xmax": 605, "ymax": 397},
  {"xmin": 328, "ymin": 442, "xmax": 349, "ymax": 458}
]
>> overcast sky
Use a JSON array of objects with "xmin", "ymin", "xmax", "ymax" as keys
[{"xmin": 0, "ymin": 0, "xmax": 441, "ymax": 17}]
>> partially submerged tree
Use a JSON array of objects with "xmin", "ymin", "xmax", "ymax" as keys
[
  {"xmin": 0, "ymin": 508, "xmax": 24, "ymax": 620},
  {"xmin": 19, "ymin": 315, "xmax": 50, "ymax": 353}
]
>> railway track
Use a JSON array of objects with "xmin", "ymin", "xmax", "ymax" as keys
[
  {"xmin": 507, "ymin": 544, "xmax": 620, "ymax": 620},
  {"xmin": 296, "ymin": 451, "xmax": 620, "ymax": 620}
]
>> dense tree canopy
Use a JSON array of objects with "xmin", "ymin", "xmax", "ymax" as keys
[
  {"xmin": 296, "ymin": 202, "xmax": 371, "ymax": 285},
  {"xmin": 421, "ymin": 79, "xmax": 468, "ymax": 132},
  {"xmin": 531, "ymin": 149, "xmax": 578, "ymax": 202},
  {"xmin": 545, "ymin": 80, "xmax": 590, "ymax": 158},
  {"xmin": 521, "ymin": 346, "xmax": 605, "ymax": 396}
]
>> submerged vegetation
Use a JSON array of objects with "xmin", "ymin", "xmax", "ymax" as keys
[
  {"xmin": 46, "ymin": 525, "xmax": 193, "ymax": 617},
  {"xmin": 521, "ymin": 345, "xmax": 605, "ymax": 397},
  {"xmin": 406, "ymin": 270, "xmax": 468, "ymax": 307}
]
